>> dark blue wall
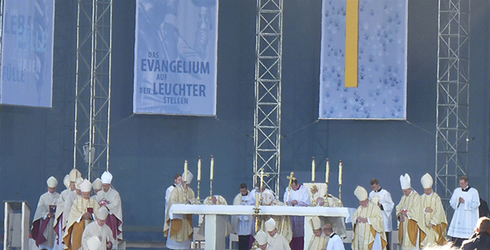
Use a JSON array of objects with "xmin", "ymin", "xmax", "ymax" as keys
[{"xmin": 0, "ymin": 0, "xmax": 489, "ymax": 242}]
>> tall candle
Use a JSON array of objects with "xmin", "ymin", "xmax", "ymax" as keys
[
  {"xmin": 184, "ymin": 160, "xmax": 188, "ymax": 183},
  {"xmin": 338, "ymin": 161, "xmax": 343, "ymax": 185},
  {"xmin": 197, "ymin": 157, "xmax": 202, "ymax": 181},
  {"xmin": 255, "ymin": 192, "xmax": 259, "ymax": 208},
  {"xmin": 210, "ymin": 155, "xmax": 214, "ymax": 180},
  {"xmin": 326, "ymin": 159, "xmax": 330, "ymax": 183},
  {"xmin": 311, "ymin": 157, "xmax": 316, "ymax": 182}
]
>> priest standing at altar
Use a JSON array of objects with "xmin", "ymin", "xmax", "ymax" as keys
[
  {"xmin": 164, "ymin": 170, "xmax": 195, "ymax": 249},
  {"xmin": 283, "ymin": 178, "xmax": 311, "ymax": 249}
]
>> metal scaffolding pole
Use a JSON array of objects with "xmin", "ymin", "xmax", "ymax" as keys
[
  {"xmin": 253, "ymin": 0, "xmax": 283, "ymax": 197},
  {"xmin": 435, "ymin": 0, "xmax": 471, "ymax": 210},
  {"xmin": 74, "ymin": 0, "xmax": 113, "ymax": 181}
]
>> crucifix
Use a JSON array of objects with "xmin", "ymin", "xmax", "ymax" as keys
[{"xmin": 285, "ymin": 172, "xmax": 296, "ymax": 205}]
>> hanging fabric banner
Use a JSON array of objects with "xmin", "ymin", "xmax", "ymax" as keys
[
  {"xmin": 133, "ymin": 0, "xmax": 219, "ymax": 116},
  {"xmin": 319, "ymin": 0, "xmax": 408, "ymax": 119},
  {"xmin": 0, "ymin": 0, "xmax": 55, "ymax": 108}
]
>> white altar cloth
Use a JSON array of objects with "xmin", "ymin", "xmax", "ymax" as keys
[{"xmin": 169, "ymin": 204, "xmax": 349, "ymax": 249}]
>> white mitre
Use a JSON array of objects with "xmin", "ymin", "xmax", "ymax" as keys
[
  {"xmin": 47, "ymin": 176, "xmax": 58, "ymax": 188},
  {"xmin": 421, "ymin": 173, "xmax": 433, "ymax": 189},
  {"xmin": 101, "ymin": 171, "xmax": 113, "ymax": 184},
  {"xmin": 63, "ymin": 174, "xmax": 70, "ymax": 189},
  {"xmin": 354, "ymin": 186, "xmax": 368, "ymax": 201},
  {"xmin": 96, "ymin": 207, "xmax": 109, "ymax": 220},
  {"xmin": 265, "ymin": 218, "xmax": 276, "ymax": 232},
  {"xmin": 255, "ymin": 230, "xmax": 268, "ymax": 245},
  {"xmin": 310, "ymin": 216, "xmax": 322, "ymax": 231},
  {"xmin": 80, "ymin": 179, "xmax": 92, "ymax": 192},
  {"xmin": 75, "ymin": 177, "xmax": 84, "ymax": 190},
  {"xmin": 69, "ymin": 168, "xmax": 81, "ymax": 182},
  {"xmin": 92, "ymin": 178, "xmax": 103, "ymax": 190},
  {"xmin": 183, "ymin": 170, "xmax": 194, "ymax": 184},
  {"xmin": 400, "ymin": 173, "xmax": 411, "ymax": 189}
]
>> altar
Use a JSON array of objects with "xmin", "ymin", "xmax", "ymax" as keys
[{"xmin": 169, "ymin": 204, "xmax": 349, "ymax": 249}]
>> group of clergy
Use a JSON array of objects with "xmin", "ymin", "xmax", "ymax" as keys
[
  {"xmin": 162, "ymin": 167, "xmax": 481, "ymax": 250},
  {"xmin": 353, "ymin": 172, "xmax": 482, "ymax": 250},
  {"xmin": 30, "ymin": 169, "xmax": 123, "ymax": 250}
]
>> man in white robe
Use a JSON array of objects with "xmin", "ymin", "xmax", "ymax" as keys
[
  {"xmin": 32, "ymin": 176, "xmax": 61, "ymax": 250},
  {"xmin": 199, "ymin": 194, "xmax": 232, "ymax": 237},
  {"xmin": 447, "ymin": 176, "xmax": 480, "ymax": 247},
  {"xmin": 63, "ymin": 179, "xmax": 100, "ymax": 250},
  {"xmin": 352, "ymin": 186, "xmax": 387, "ymax": 250},
  {"xmin": 324, "ymin": 223, "xmax": 345, "ymax": 250},
  {"xmin": 231, "ymin": 183, "xmax": 253, "ymax": 250},
  {"xmin": 307, "ymin": 216, "xmax": 328, "ymax": 250},
  {"xmin": 265, "ymin": 218, "xmax": 291, "ymax": 250},
  {"xmin": 81, "ymin": 207, "xmax": 115, "ymax": 250},
  {"xmin": 419, "ymin": 173, "xmax": 447, "ymax": 248},
  {"xmin": 283, "ymin": 179, "xmax": 311, "ymax": 249},
  {"xmin": 369, "ymin": 178, "xmax": 394, "ymax": 250},
  {"xmin": 96, "ymin": 171, "xmax": 123, "ymax": 242},
  {"xmin": 395, "ymin": 174, "xmax": 426, "ymax": 250}
]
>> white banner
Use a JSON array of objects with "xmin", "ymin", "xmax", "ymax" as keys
[
  {"xmin": 0, "ymin": 0, "xmax": 55, "ymax": 108},
  {"xmin": 319, "ymin": 0, "xmax": 408, "ymax": 119},
  {"xmin": 133, "ymin": 0, "xmax": 219, "ymax": 116}
]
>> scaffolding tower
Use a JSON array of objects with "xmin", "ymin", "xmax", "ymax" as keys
[
  {"xmin": 73, "ymin": 0, "xmax": 113, "ymax": 181},
  {"xmin": 253, "ymin": 0, "xmax": 284, "ymax": 197},
  {"xmin": 435, "ymin": 0, "xmax": 471, "ymax": 208}
]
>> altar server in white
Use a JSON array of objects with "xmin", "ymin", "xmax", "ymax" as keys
[
  {"xmin": 283, "ymin": 178, "xmax": 311, "ymax": 249},
  {"xmin": 324, "ymin": 223, "xmax": 345, "ymax": 250},
  {"xmin": 265, "ymin": 218, "xmax": 291, "ymax": 250},
  {"xmin": 369, "ymin": 178, "xmax": 394, "ymax": 250},
  {"xmin": 31, "ymin": 176, "xmax": 60, "ymax": 250},
  {"xmin": 232, "ymin": 183, "xmax": 253, "ymax": 250},
  {"xmin": 447, "ymin": 176, "xmax": 480, "ymax": 247}
]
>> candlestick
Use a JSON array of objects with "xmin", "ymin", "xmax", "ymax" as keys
[
  {"xmin": 326, "ymin": 159, "xmax": 330, "ymax": 183},
  {"xmin": 184, "ymin": 160, "xmax": 188, "ymax": 183},
  {"xmin": 311, "ymin": 157, "xmax": 316, "ymax": 182},
  {"xmin": 210, "ymin": 155, "xmax": 214, "ymax": 180},
  {"xmin": 338, "ymin": 160, "xmax": 343, "ymax": 185},
  {"xmin": 197, "ymin": 156, "xmax": 202, "ymax": 181}
]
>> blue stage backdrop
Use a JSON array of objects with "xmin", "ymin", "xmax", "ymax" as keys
[
  {"xmin": 319, "ymin": 0, "xmax": 408, "ymax": 119},
  {"xmin": 133, "ymin": 0, "xmax": 219, "ymax": 116},
  {"xmin": 0, "ymin": 0, "xmax": 55, "ymax": 108}
]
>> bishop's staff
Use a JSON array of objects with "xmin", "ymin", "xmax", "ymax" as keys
[
  {"xmin": 338, "ymin": 160, "xmax": 343, "ymax": 202},
  {"xmin": 251, "ymin": 169, "xmax": 269, "ymax": 250}
]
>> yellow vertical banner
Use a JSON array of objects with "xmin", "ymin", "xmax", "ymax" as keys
[{"xmin": 345, "ymin": 0, "xmax": 359, "ymax": 88}]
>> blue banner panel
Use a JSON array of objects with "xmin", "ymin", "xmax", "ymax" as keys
[
  {"xmin": 319, "ymin": 0, "xmax": 408, "ymax": 119},
  {"xmin": 133, "ymin": 0, "xmax": 219, "ymax": 116},
  {"xmin": 0, "ymin": 0, "xmax": 55, "ymax": 108}
]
